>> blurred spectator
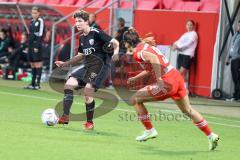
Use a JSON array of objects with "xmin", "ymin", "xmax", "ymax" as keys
[
  {"xmin": 172, "ymin": 20, "xmax": 198, "ymax": 91},
  {"xmin": 226, "ymin": 20, "xmax": 240, "ymax": 101},
  {"xmin": 0, "ymin": 28, "xmax": 11, "ymax": 64},
  {"xmin": 8, "ymin": 32, "xmax": 29, "ymax": 70},
  {"xmin": 57, "ymin": 42, "xmax": 71, "ymax": 62},
  {"xmin": 109, "ymin": 18, "xmax": 129, "ymax": 87},
  {"xmin": 6, "ymin": 25, "xmax": 16, "ymax": 49},
  {"xmin": 89, "ymin": 13, "xmax": 101, "ymax": 30},
  {"xmin": 115, "ymin": 17, "xmax": 129, "ymax": 54},
  {"xmin": 42, "ymin": 29, "xmax": 51, "ymax": 70}
]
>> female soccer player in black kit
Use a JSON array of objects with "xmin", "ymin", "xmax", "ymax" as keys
[
  {"xmin": 55, "ymin": 10, "xmax": 119, "ymax": 130},
  {"xmin": 25, "ymin": 6, "xmax": 45, "ymax": 90}
]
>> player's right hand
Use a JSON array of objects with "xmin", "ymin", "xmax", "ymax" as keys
[
  {"xmin": 55, "ymin": 61, "xmax": 65, "ymax": 67},
  {"xmin": 127, "ymin": 77, "xmax": 137, "ymax": 85},
  {"xmin": 225, "ymin": 61, "xmax": 230, "ymax": 66}
]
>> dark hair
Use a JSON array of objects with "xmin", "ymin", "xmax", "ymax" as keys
[
  {"xmin": 187, "ymin": 19, "xmax": 195, "ymax": 26},
  {"xmin": 73, "ymin": 10, "xmax": 89, "ymax": 22},
  {"xmin": 118, "ymin": 17, "xmax": 125, "ymax": 26},
  {"xmin": 0, "ymin": 28, "xmax": 7, "ymax": 34},
  {"xmin": 239, "ymin": 20, "xmax": 240, "ymax": 23},
  {"xmin": 32, "ymin": 6, "xmax": 40, "ymax": 12},
  {"xmin": 123, "ymin": 27, "xmax": 141, "ymax": 48}
]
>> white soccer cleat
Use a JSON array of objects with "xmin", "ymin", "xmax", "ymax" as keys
[
  {"xmin": 136, "ymin": 128, "xmax": 158, "ymax": 142},
  {"xmin": 208, "ymin": 133, "xmax": 219, "ymax": 150}
]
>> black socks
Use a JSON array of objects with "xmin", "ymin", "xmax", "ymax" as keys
[
  {"xmin": 31, "ymin": 68, "xmax": 37, "ymax": 86},
  {"xmin": 63, "ymin": 89, "xmax": 74, "ymax": 115},
  {"xmin": 36, "ymin": 67, "xmax": 42, "ymax": 86},
  {"xmin": 86, "ymin": 100, "xmax": 95, "ymax": 123}
]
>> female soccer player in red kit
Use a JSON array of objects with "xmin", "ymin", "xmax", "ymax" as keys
[{"xmin": 123, "ymin": 28, "xmax": 219, "ymax": 150}]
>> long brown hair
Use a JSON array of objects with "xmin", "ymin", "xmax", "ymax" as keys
[{"xmin": 123, "ymin": 27, "xmax": 156, "ymax": 48}]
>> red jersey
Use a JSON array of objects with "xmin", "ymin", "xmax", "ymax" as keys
[
  {"xmin": 133, "ymin": 43, "xmax": 174, "ymax": 76},
  {"xmin": 132, "ymin": 43, "xmax": 187, "ymax": 100}
]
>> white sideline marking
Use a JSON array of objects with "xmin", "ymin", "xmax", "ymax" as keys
[{"xmin": 0, "ymin": 90, "xmax": 240, "ymax": 128}]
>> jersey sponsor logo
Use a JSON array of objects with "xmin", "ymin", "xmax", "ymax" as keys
[
  {"xmin": 35, "ymin": 21, "xmax": 39, "ymax": 26},
  {"xmin": 89, "ymin": 39, "xmax": 94, "ymax": 45},
  {"xmin": 83, "ymin": 47, "xmax": 96, "ymax": 55},
  {"xmin": 88, "ymin": 72, "xmax": 97, "ymax": 82},
  {"xmin": 90, "ymin": 72, "xmax": 97, "ymax": 79}
]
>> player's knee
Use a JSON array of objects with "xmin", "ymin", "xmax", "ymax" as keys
[
  {"xmin": 84, "ymin": 96, "xmax": 93, "ymax": 104},
  {"xmin": 64, "ymin": 84, "xmax": 75, "ymax": 90}
]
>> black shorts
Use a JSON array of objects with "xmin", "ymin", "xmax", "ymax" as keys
[
  {"xmin": 70, "ymin": 63, "xmax": 110, "ymax": 90},
  {"xmin": 28, "ymin": 46, "xmax": 42, "ymax": 62},
  {"xmin": 177, "ymin": 54, "xmax": 192, "ymax": 70}
]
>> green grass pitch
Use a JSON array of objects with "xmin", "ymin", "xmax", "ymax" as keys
[{"xmin": 0, "ymin": 80, "xmax": 240, "ymax": 160}]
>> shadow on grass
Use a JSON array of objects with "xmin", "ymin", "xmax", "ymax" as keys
[
  {"xmin": 61, "ymin": 127, "xmax": 122, "ymax": 137},
  {"xmin": 137, "ymin": 145, "xmax": 220, "ymax": 156}
]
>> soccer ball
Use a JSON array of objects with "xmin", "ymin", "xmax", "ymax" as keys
[{"xmin": 41, "ymin": 108, "xmax": 59, "ymax": 126}]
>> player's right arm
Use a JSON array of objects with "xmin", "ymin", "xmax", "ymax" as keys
[
  {"xmin": 127, "ymin": 70, "xmax": 150, "ymax": 84},
  {"xmin": 55, "ymin": 53, "xmax": 84, "ymax": 67}
]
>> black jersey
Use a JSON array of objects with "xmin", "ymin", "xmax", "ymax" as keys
[
  {"xmin": 29, "ymin": 17, "xmax": 44, "ymax": 48},
  {"xmin": 78, "ymin": 27, "xmax": 113, "ymax": 67}
]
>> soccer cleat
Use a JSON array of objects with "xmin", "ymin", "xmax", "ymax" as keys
[
  {"xmin": 136, "ymin": 128, "xmax": 158, "ymax": 142},
  {"xmin": 58, "ymin": 115, "xmax": 69, "ymax": 124},
  {"xmin": 83, "ymin": 122, "xmax": 94, "ymax": 130},
  {"xmin": 34, "ymin": 85, "xmax": 41, "ymax": 90},
  {"xmin": 208, "ymin": 133, "xmax": 219, "ymax": 150},
  {"xmin": 24, "ymin": 84, "xmax": 35, "ymax": 89}
]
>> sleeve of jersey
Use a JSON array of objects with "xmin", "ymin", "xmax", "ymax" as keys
[
  {"xmin": 34, "ymin": 18, "xmax": 44, "ymax": 37},
  {"xmin": 78, "ymin": 44, "xmax": 83, "ymax": 54},
  {"xmin": 97, "ymin": 30, "xmax": 112, "ymax": 43}
]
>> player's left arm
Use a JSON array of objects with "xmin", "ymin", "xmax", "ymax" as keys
[
  {"xmin": 110, "ymin": 38, "xmax": 119, "ymax": 61},
  {"xmin": 141, "ymin": 51, "xmax": 163, "ymax": 85}
]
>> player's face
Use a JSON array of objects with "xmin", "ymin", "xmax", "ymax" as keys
[
  {"xmin": 0, "ymin": 31, "xmax": 5, "ymax": 39},
  {"xmin": 31, "ymin": 10, "xmax": 40, "ymax": 20},
  {"xmin": 237, "ymin": 23, "xmax": 240, "ymax": 31},
  {"xmin": 125, "ymin": 42, "xmax": 134, "ymax": 55},
  {"xmin": 89, "ymin": 14, "xmax": 95, "ymax": 24},
  {"xmin": 21, "ymin": 34, "xmax": 27, "ymax": 43},
  {"xmin": 186, "ymin": 21, "xmax": 194, "ymax": 31},
  {"xmin": 75, "ymin": 17, "xmax": 88, "ymax": 32}
]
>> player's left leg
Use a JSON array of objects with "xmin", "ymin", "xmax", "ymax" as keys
[
  {"xmin": 179, "ymin": 67, "xmax": 189, "ymax": 90},
  {"xmin": 83, "ymin": 83, "xmax": 95, "ymax": 130},
  {"xmin": 129, "ymin": 86, "xmax": 160, "ymax": 142},
  {"xmin": 174, "ymin": 96, "xmax": 219, "ymax": 150},
  {"xmin": 34, "ymin": 61, "xmax": 43, "ymax": 89}
]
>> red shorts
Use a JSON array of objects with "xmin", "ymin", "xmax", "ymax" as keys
[{"xmin": 147, "ymin": 69, "xmax": 187, "ymax": 101}]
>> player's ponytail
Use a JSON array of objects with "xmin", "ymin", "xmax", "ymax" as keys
[
  {"xmin": 141, "ymin": 33, "xmax": 156, "ymax": 46},
  {"xmin": 123, "ymin": 27, "xmax": 156, "ymax": 48}
]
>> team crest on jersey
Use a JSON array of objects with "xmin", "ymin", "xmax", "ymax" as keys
[
  {"xmin": 35, "ymin": 21, "xmax": 39, "ymax": 26},
  {"xmin": 89, "ymin": 39, "xmax": 94, "ymax": 45}
]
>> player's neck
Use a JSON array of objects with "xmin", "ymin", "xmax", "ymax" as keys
[{"xmin": 83, "ymin": 26, "xmax": 91, "ymax": 36}]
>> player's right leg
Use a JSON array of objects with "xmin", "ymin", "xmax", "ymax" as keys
[
  {"xmin": 24, "ymin": 62, "xmax": 36, "ymax": 89},
  {"xmin": 58, "ymin": 77, "xmax": 79, "ymax": 124}
]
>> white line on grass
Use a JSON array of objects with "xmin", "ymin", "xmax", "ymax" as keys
[{"xmin": 0, "ymin": 90, "xmax": 240, "ymax": 128}]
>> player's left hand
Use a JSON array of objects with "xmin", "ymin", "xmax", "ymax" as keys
[
  {"xmin": 33, "ymin": 48, "xmax": 39, "ymax": 53},
  {"xmin": 171, "ymin": 44, "xmax": 178, "ymax": 51},
  {"xmin": 112, "ymin": 54, "xmax": 119, "ymax": 62}
]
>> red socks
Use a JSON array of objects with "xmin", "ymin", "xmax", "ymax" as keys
[
  {"xmin": 138, "ymin": 113, "xmax": 153, "ymax": 130},
  {"xmin": 194, "ymin": 119, "xmax": 212, "ymax": 136}
]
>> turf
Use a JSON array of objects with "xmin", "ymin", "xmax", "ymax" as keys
[{"xmin": 0, "ymin": 80, "xmax": 240, "ymax": 160}]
